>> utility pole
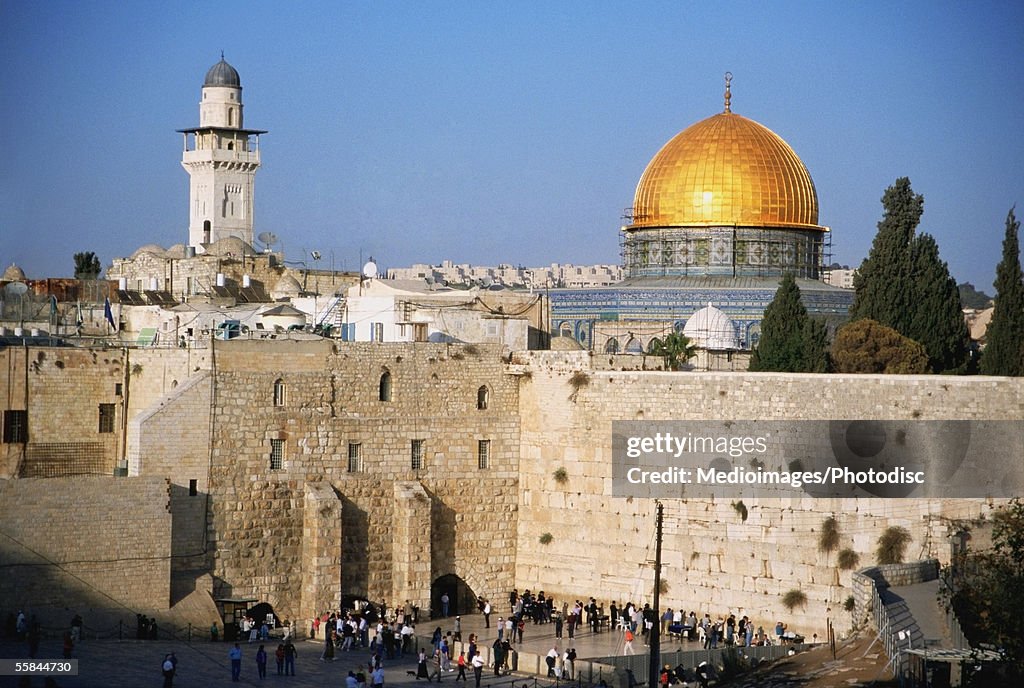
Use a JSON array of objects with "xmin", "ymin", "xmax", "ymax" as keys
[{"xmin": 649, "ymin": 500, "xmax": 664, "ymax": 688}]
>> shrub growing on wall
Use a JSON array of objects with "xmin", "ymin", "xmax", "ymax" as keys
[{"xmin": 876, "ymin": 526, "xmax": 911, "ymax": 565}]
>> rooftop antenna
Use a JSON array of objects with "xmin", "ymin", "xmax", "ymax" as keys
[{"xmin": 257, "ymin": 232, "xmax": 278, "ymax": 254}]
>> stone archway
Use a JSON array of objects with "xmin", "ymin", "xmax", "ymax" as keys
[{"xmin": 431, "ymin": 574, "xmax": 479, "ymax": 619}]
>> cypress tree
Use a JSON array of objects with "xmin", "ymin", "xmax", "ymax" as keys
[
  {"xmin": 908, "ymin": 233, "xmax": 970, "ymax": 372},
  {"xmin": 750, "ymin": 273, "xmax": 812, "ymax": 372},
  {"xmin": 851, "ymin": 177, "xmax": 970, "ymax": 373},
  {"xmin": 802, "ymin": 317, "xmax": 831, "ymax": 373},
  {"xmin": 981, "ymin": 208, "xmax": 1024, "ymax": 376},
  {"xmin": 851, "ymin": 178, "xmax": 922, "ymax": 333}
]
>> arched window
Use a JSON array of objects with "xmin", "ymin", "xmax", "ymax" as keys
[
  {"xmin": 379, "ymin": 371, "xmax": 392, "ymax": 402},
  {"xmin": 625, "ymin": 338, "xmax": 643, "ymax": 354},
  {"xmin": 604, "ymin": 338, "xmax": 620, "ymax": 354},
  {"xmin": 228, "ymin": 107, "xmax": 235, "ymax": 127},
  {"xmin": 477, "ymin": 385, "xmax": 489, "ymax": 410},
  {"xmin": 647, "ymin": 337, "xmax": 663, "ymax": 354},
  {"xmin": 273, "ymin": 378, "xmax": 285, "ymax": 407}
]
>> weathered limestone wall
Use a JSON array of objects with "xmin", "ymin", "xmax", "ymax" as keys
[
  {"xmin": 392, "ymin": 482, "xmax": 433, "ymax": 609},
  {"xmin": 0, "ymin": 347, "xmax": 125, "ymax": 479},
  {"xmin": 204, "ymin": 340, "xmax": 520, "ymax": 624},
  {"xmin": 301, "ymin": 481, "xmax": 343, "ymax": 618},
  {"xmin": 127, "ymin": 372, "xmax": 213, "ymax": 578},
  {"xmin": 514, "ymin": 351, "xmax": 1023, "ymax": 639},
  {"xmin": 0, "ymin": 476, "xmax": 171, "ymax": 612},
  {"xmin": 0, "ymin": 346, "xmax": 210, "ymax": 480}
]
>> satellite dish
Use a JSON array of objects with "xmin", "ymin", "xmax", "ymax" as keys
[
  {"xmin": 362, "ymin": 259, "xmax": 378, "ymax": 280},
  {"xmin": 480, "ymin": 277, "xmax": 493, "ymax": 288},
  {"xmin": 257, "ymin": 232, "xmax": 279, "ymax": 253},
  {"xmin": 4, "ymin": 282, "xmax": 28, "ymax": 296}
]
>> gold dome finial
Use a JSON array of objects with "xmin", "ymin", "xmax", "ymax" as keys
[{"xmin": 724, "ymin": 72, "xmax": 733, "ymax": 113}]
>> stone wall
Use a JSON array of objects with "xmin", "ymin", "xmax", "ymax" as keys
[
  {"xmin": 203, "ymin": 339, "xmax": 520, "ymax": 624},
  {"xmin": 513, "ymin": 351, "xmax": 1023, "ymax": 639},
  {"xmin": 0, "ymin": 476, "xmax": 171, "ymax": 613},
  {"xmin": 0, "ymin": 346, "xmax": 210, "ymax": 480}
]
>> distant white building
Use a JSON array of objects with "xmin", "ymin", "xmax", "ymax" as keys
[
  {"xmin": 340, "ymin": 278, "xmax": 545, "ymax": 349},
  {"xmin": 823, "ymin": 268, "xmax": 856, "ymax": 289},
  {"xmin": 387, "ymin": 261, "xmax": 622, "ymax": 289}
]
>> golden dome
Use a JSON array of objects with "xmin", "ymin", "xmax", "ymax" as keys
[{"xmin": 630, "ymin": 110, "xmax": 822, "ymax": 231}]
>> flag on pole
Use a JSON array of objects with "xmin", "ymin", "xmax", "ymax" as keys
[{"xmin": 104, "ymin": 297, "xmax": 115, "ymax": 330}]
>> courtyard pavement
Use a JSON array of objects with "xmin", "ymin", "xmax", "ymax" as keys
[{"xmin": 0, "ymin": 612, "xmax": 672, "ymax": 688}]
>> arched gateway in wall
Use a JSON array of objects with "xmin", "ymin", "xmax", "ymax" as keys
[{"xmin": 430, "ymin": 574, "xmax": 480, "ymax": 618}]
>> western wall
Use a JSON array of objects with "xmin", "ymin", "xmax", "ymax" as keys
[
  {"xmin": 1, "ymin": 341, "xmax": 1021, "ymax": 641},
  {"xmin": 513, "ymin": 350, "xmax": 1022, "ymax": 639}
]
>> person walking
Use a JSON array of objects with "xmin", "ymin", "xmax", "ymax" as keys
[
  {"xmin": 256, "ymin": 644, "xmax": 267, "ymax": 679},
  {"xmin": 284, "ymin": 639, "xmax": 297, "ymax": 675},
  {"xmin": 471, "ymin": 652, "xmax": 484, "ymax": 688},
  {"xmin": 455, "ymin": 651, "xmax": 467, "ymax": 682},
  {"xmin": 228, "ymin": 643, "xmax": 242, "ymax": 682},
  {"xmin": 161, "ymin": 653, "xmax": 176, "ymax": 688},
  {"xmin": 623, "ymin": 628, "xmax": 636, "ymax": 655},
  {"xmin": 275, "ymin": 644, "xmax": 285, "ymax": 675}
]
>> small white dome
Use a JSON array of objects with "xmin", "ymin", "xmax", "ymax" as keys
[{"xmin": 683, "ymin": 303, "xmax": 738, "ymax": 349}]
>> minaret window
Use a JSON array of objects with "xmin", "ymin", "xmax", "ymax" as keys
[{"xmin": 228, "ymin": 108, "xmax": 235, "ymax": 127}]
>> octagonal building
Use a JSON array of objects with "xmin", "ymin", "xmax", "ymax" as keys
[{"xmin": 550, "ymin": 76, "xmax": 853, "ymax": 359}]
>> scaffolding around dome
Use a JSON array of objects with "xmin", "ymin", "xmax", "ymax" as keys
[{"xmin": 550, "ymin": 77, "xmax": 852, "ymax": 357}]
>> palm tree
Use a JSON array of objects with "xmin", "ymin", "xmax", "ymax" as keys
[{"xmin": 649, "ymin": 332, "xmax": 696, "ymax": 371}]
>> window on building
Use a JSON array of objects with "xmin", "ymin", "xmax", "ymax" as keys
[
  {"xmin": 372, "ymin": 322, "xmax": 384, "ymax": 342},
  {"xmin": 379, "ymin": 372, "xmax": 392, "ymax": 402},
  {"xmin": 270, "ymin": 439, "xmax": 284, "ymax": 470},
  {"xmin": 478, "ymin": 439, "xmax": 490, "ymax": 470},
  {"xmin": 189, "ymin": 479, "xmax": 198, "ymax": 496},
  {"xmin": 115, "ymin": 383, "xmax": 123, "ymax": 396},
  {"xmin": 413, "ymin": 323, "xmax": 428, "ymax": 342},
  {"xmin": 347, "ymin": 442, "xmax": 361, "ymax": 473},
  {"xmin": 273, "ymin": 378, "xmax": 285, "ymax": 407},
  {"xmin": 98, "ymin": 403, "xmax": 116, "ymax": 433},
  {"xmin": 477, "ymin": 385, "xmax": 489, "ymax": 410},
  {"xmin": 411, "ymin": 439, "xmax": 424, "ymax": 470},
  {"xmin": 2, "ymin": 410, "xmax": 27, "ymax": 443}
]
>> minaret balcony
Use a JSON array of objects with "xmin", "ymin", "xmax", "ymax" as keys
[{"xmin": 182, "ymin": 148, "xmax": 261, "ymax": 165}]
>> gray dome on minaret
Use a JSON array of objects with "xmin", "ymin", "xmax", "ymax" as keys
[{"xmin": 204, "ymin": 57, "xmax": 241, "ymax": 87}]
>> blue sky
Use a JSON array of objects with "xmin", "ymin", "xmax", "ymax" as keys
[{"xmin": 1, "ymin": 0, "xmax": 1022, "ymax": 292}]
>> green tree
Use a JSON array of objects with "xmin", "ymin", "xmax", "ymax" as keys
[
  {"xmin": 802, "ymin": 317, "xmax": 830, "ymax": 373},
  {"xmin": 831, "ymin": 319, "xmax": 929, "ymax": 374},
  {"xmin": 981, "ymin": 208, "xmax": 1024, "ymax": 376},
  {"xmin": 73, "ymin": 251, "xmax": 102, "ymax": 280},
  {"xmin": 958, "ymin": 282, "xmax": 993, "ymax": 310},
  {"xmin": 851, "ymin": 177, "xmax": 921, "ymax": 334},
  {"xmin": 851, "ymin": 178, "xmax": 969, "ymax": 372},
  {"xmin": 749, "ymin": 273, "xmax": 827, "ymax": 372},
  {"xmin": 908, "ymin": 233, "xmax": 970, "ymax": 372},
  {"xmin": 951, "ymin": 499, "xmax": 1024, "ymax": 683},
  {"xmin": 649, "ymin": 332, "xmax": 697, "ymax": 371}
]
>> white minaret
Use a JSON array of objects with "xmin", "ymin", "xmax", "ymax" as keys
[{"xmin": 179, "ymin": 55, "xmax": 266, "ymax": 250}]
